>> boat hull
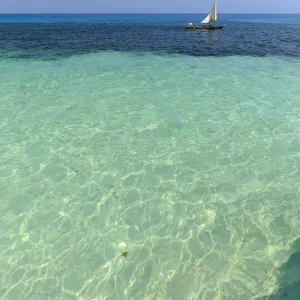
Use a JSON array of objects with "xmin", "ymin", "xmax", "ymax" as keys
[{"xmin": 185, "ymin": 25, "xmax": 225, "ymax": 30}]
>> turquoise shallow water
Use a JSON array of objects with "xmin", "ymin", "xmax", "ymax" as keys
[{"xmin": 1, "ymin": 52, "xmax": 300, "ymax": 299}]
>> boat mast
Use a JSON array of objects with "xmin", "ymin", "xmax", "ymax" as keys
[{"xmin": 201, "ymin": 0, "xmax": 217, "ymax": 25}]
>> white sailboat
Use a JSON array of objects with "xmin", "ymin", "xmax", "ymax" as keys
[{"xmin": 185, "ymin": 0, "xmax": 225, "ymax": 30}]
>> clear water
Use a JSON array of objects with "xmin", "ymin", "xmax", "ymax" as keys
[{"xmin": 1, "ymin": 14, "xmax": 300, "ymax": 300}]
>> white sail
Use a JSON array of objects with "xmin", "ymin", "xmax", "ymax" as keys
[{"xmin": 201, "ymin": 0, "xmax": 217, "ymax": 24}]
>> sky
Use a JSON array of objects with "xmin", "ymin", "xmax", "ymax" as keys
[{"xmin": 0, "ymin": 0, "xmax": 300, "ymax": 14}]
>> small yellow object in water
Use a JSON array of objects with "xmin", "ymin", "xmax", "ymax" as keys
[{"xmin": 121, "ymin": 252, "xmax": 128, "ymax": 258}]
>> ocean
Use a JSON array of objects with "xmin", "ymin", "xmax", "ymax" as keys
[{"xmin": 1, "ymin": 14, "xmax": 300, "ymax": 300}]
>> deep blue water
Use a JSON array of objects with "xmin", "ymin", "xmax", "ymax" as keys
[{"xmin": 0, "ymin": 14, "xmax": 300, "ymax": 59}]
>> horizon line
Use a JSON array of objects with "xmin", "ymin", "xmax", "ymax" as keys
[{"xmin": 1, "ymin": 12, "xmax": 300, "ymax": 15}]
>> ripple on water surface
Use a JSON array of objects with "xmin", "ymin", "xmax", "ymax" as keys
[{"xmin": 1, "ymin": 52, "xmax": 300, "ymax": 299}]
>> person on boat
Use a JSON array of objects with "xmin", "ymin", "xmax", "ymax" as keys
[{"xmin": 188, "ymin": 22, "xmax": 195, "ymax": 29}]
